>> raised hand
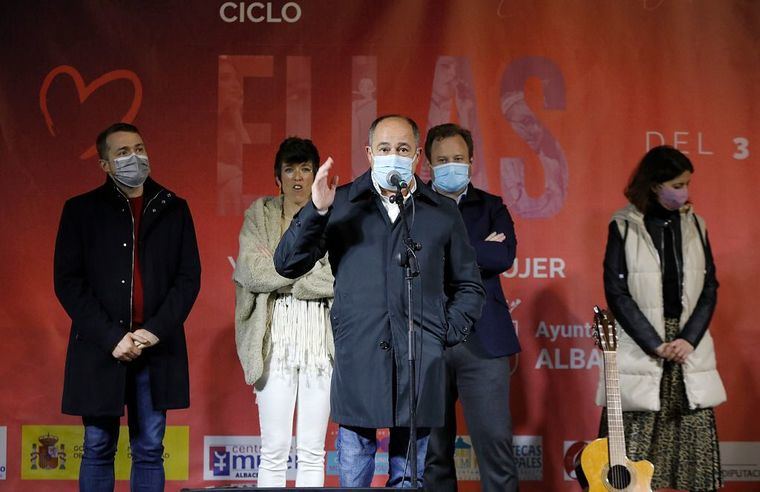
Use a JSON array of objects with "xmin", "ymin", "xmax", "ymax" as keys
[{"xmin": 312, "ymin": 157, "xmax": 339, "ymax": 211}]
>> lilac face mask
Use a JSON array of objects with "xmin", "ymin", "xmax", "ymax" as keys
[{"xmin": 656, "ymin": 185, "xmax": 688, "ymax": 211}]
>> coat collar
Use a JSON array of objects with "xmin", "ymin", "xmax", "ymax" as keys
[
  {"xmin": 262, "ymin": 195, "xmax": 286, "ymax": 249},
  {"xmin": 100, "ymin": 176, "xmax": 168, "ymax": 201},
  {"xmin": 98, "ymin": 176, "xmax": 176, "ymax": 220},
  {"xmin": 426, "ymin": 182, "xmax": 484, "ymax": 206},
  {"xmin": 349, "ymin": 170, "xmax": 442, "ymax": 206},
  {"xmin": 614, "ymin": 202, "xmax": 695, "ymax": 227},
  {"xmin": 458, "ymin": 183, "xmax": 484, "ymax": 206}
]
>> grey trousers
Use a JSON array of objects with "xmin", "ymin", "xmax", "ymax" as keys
[{"xmin": 423, "ymin": 339, "xmax": 518, "ymax": 492}]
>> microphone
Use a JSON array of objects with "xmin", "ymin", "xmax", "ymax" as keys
[{"xmin": 387, "ymin": 171, "xmax": 408, "ymax": 190}]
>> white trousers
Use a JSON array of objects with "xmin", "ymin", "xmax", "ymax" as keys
[{"xmin": 254, "ymin": 360, "xmax": 332, "ymax": 487}]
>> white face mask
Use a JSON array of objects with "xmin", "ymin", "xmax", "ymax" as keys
[
  {"xmin": 111, "ymin": 153, "xmax": 150, "ymax": 188},
  {"xmin": 371, "ymin": 154, "xmax": 415, "ymax": 190}
]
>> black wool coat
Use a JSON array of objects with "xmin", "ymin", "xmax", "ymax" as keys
[
  {"xmin": 54, "ymin": 177, "xmax": 201, "ymax": 417},
  {"xmin": 275, "ymin": 171, "xmax": 485, "ymax": 428}
]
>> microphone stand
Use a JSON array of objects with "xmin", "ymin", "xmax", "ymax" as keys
[{"xmin": 390, "ymin": 181, "xmax": 421, "ymax": 488}]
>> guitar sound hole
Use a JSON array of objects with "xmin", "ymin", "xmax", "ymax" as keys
[{"xmin": 607, "ymin": 464, "xmax": 631, "ymax": 489}]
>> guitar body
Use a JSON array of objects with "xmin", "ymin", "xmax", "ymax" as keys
[
  {"xmin": 580, "ymin": 437, "xmax": 654, "ymax": 492},
  {"xmin": 581, "ymin": 307, "xmax": 656, "ymax": 491}
]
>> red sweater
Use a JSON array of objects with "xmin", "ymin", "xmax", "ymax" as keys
[{"xmin": 129, "ymin": 196, "xmax": 144, "ymax": 325}]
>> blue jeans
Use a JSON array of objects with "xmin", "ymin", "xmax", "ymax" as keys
[
  {"xmin": 337, "ymin": 425, "xmax": 429, "ymax": 488},
  {"xmin": 79, "ymin": 364, "xmax": 167, "ymax": 492}
]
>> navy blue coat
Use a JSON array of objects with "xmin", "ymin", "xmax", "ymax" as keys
[
  {"xmin": 54, "ymin": 178, "xmax": 201, "ymax": 416},
  {"xmin": 274, "ymin": 171, "xmax": 485, "ymax": 428},
  {"xmin": 457, "ymin": 185, "xmax": 521, "ymax": 357}
]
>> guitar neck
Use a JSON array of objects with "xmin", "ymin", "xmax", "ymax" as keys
[{"xmin": 603, "ymin": 351, "xmax": 627, "ymax": 466}]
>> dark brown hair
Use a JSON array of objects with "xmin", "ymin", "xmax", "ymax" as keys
[
  {"xmin": 424, "ymin": 123, "xmax": 474, "ymax": 162},
  {"xmin": 96, "ymin": 122, "xmax": 141, "ymax": 159},
  {"xmin": 624, "ymin": 145, "xmax": 694, "ymax": 212}
]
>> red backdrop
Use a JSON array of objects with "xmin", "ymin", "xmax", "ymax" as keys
[{"xmin": 1, "ymin": 0, "xmax": 758, "ymax": 490}]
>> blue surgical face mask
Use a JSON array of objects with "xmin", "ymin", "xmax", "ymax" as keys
[
  {"xmin": 371, "ymin": 153, "xmax": 415, "ymax": 190},
  {"xmin": 432, "ymin": 162, "xmax": 470, "ymax": 193}
]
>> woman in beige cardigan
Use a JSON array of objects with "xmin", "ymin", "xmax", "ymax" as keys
[{"xmin": 233, "ymin": 137, "xmax": 334, "ymax": 487}]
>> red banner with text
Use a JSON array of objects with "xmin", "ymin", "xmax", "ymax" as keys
[{"xmin": 1, "ymin": 1, "xmax": 758, "ymax": 490}]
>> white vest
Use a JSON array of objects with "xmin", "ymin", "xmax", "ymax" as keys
[{"xmin": 595, "ymin": 204, "xmax": 726, "ymax": 411}]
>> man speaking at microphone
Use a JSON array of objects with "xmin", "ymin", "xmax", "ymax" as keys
[{"xmin": 275, "ymin": 114, "xmax": 484, "ymax": 488}]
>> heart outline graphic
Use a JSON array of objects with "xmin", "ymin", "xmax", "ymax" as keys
[{"xmin": 39, "ymin": 65, "xmax": 143, "ymax": 159}]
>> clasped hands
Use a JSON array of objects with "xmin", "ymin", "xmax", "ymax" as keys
[
  {"xmin": 654, "ymin": 339, "xmax": 694, "ymax": 364},
  {"xmin": 112, "ymin": 327, "xmax": 160, "ymax": 362}
]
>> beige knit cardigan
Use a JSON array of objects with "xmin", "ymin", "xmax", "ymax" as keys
[{"xmin": 233, "ymin": 196, "xmax": 335, "ymax": 385}]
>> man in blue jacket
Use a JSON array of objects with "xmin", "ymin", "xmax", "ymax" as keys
[
  {"xmin": 54, "ymin": 123, "xmax": 201, "ymax": 492},
  {"xmin": 274, "ymin": 115, "xmax": 485, "ymax": 488},
  {"xmin": 423, "ymin": 123, "xmax": 520, "ymax": 492}
]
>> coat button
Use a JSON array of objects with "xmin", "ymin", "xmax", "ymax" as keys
[
  {"xmin": 122, "ymin": 242, "xmax": 127, "ymax": 247},
  {"xmin": 119, "ymin": 319, "xmax": 125, "ymax": 324},
  {"xmin": 152, "ymin": 208, "xmax": 157, "ymax": 213},
  {"xmin": 379, "ymin": 341, "xmax": 391, "ymax": 350},
  {"xmin": 121, "ymin": 279, "xmax": 126, "ymax": 284},
  {"xmin": 161, "ymin": 200, "xmax": 166, "ymax": 204},
  {"xmin": 167, "ymin": 193, "xmax": 172, "ymax": 198}
]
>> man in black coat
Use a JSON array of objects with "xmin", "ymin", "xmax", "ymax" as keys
[
  {"xmin": 54, "ymin": 122, "xmax": 201, "ymax": 492},
  {"xmin": 274, "ymin": 115, "xmax": 485, "ymax": 488},
  {"xmin": 423, "ymin": 123, "xmax": 520, "ymax": 492}
]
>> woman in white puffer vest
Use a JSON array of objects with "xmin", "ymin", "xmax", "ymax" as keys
[{"xmin": 597, "ymin": 145, "xmax": 726, "ymax": 492}]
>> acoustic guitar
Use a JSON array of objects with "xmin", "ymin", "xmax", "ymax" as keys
[{"xmin": 578, "ymin": 306, "xmax": 654, "ymax": 491}]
